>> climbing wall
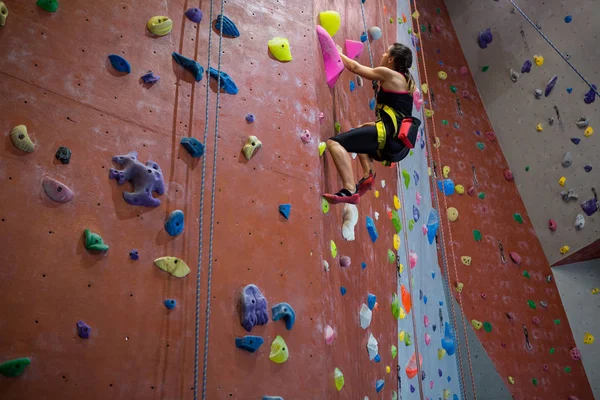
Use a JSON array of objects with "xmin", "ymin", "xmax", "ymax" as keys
[
  {"xmin": 445, "ymin": 0, "xmax": 599, "ymax": 266},
  {"xmin": 0, "ymin": 0, "xmax": 413, "ymax": 399},
  {"xmin": 406, "ymin": 0, "xmax": 595, "ymax": 398}
]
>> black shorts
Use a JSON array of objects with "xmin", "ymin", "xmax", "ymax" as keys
[{"xmin": 330, "ymin": 116, "xmax": 409, "ymax": 162}]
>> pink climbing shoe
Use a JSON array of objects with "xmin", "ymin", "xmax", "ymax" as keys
[
  {"xmin": 323, "ymin": 189, "xmax": 360, "ymax": 205},
  {"xmin": 356, "ymin": 172, "xmax": 376, "ymax": 196}
]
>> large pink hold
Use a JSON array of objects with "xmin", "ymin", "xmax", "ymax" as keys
[
  {"xmin": 409, "ymin": 251, "xmax": 418, "ymax": 268},
  {"xmin": 413, "ymin": 88, "xmax": 423, "ymax": 111},
  {"xmin": 509, "ymin": 252, "xmax": 521, "ymax": 265},
  {"xmin": 424, "ymin": 333, "xmax": 431, "ymax": 345},
  {"xmin": 316, "ymin": 25, "xmax": 344, "ymax": 88},
  {"xmin": 344, "ymin": 39, "xmax": 364, "ymax": 59}
]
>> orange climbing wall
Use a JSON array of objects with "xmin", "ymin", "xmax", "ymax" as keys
[
  {"xmin": 0, "ymin": 0, "xmax": 400, "ymax": 399},
  {"xmin": 410, "ymin": 0, "xmax": 594, "ymax": 398}
]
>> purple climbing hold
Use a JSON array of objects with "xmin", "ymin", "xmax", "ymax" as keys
[
  {"xmin": 185, "ymin": 7, "xmax": 203, "ymax": 23},
  {"xmin": 584, "ymin": 165, "xmax": 592, "ymax": 172},
  {"xmin": 413, "ymin": 205, "xmax": 420, "ymax": 223},
  {"xmin": 581, "ymin": 188, "xmax": 598, "ymax": 216},
  {"xmin": 108, "ymin": 151, "xmax": 165, "ymax": 207},
  {"xmin": 76, "ymin": 320, "xmax": 91, "ymax": 339},
  {"xmin": 584, "ymin": 84, "xmax": 597, "ymax": 104},
  {"xmin": 478, "ymin": 28, "xmax": 493, "ymax": 49},
  {"xmin": 421, "ymin": 370, "xmax": 426, "ymax": 381},
  {"xmin": 240, "ymin": 284, "xmax": 269, "ymax": 332},
  {"xmin": 129, "ymin": 249, "xmax": 139, "ymax": 260},
  {"xmin": 571, "ymin": 138, "xmax": 581, "ymax": 145},
  {"xmin": 141, "ymin": 71, "xmax": 160, "ymax": 84},
  {"xmin": 340, "ymin": 256, "xmax": 351, "ymax": 267},
  {"xmin": 545, "ymin": 75, "xmax": 558, "ymax": 97},
  {"xmin": 410, "ymin": 385, "xmax": 415, "ymax": 393},
  {"xmin": 438, "ymin": 368, "xmax": 443, "ymax": 377},
  {"xmin": 246, "ymin": 113, "xmax": 255, "ymax": 123},
  {"xmin": 521, "ymin": 60, "xmax": 532, "ymax": 73},
  {"xmin": 414, "ymin": 170, "xmax": 420, "ymax": 185}
]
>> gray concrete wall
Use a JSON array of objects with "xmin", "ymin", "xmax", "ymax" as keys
[
  {"xmin": 552, "ymin": 259, "xmax": 600, "ymax": 399},
  {"xmin": 445, "ymin": 0, "xmax": 600, "ymax": 265}
]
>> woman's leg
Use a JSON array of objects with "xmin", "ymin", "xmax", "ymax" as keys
[
  {"xmin": 357, "ymin": 153, "xmax": 373, "ymax": 177},
  {"xmin": 326, "ymin": 139, "xmax": 356, "ymax": 191}
]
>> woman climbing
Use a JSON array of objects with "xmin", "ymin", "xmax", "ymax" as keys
[{"xmin": 323, "ymin": 43, "xmax": 418, "ymax": 205}]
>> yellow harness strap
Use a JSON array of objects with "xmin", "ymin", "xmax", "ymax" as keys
[{"xmin": 375, "ymin": 104, "xmax": 399, "ymax": 150}]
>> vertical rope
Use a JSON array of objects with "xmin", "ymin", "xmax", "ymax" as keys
[{"xmin": 359, "ymin": 1, "xmax": 375, "ymax": 68}]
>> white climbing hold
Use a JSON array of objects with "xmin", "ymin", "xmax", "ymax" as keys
[
  {"xmin": 381, "ymin": 180, "xmax": 386, "ymax": 188},
  {"xmin": 360, "ymin": 303, "xmax": 372, "ymax": 329},
  {"xmin": 510, "ymin": 69, "xmax": 519, "ymax": 82},
  {"xmin": 367, "ymin": 333, "xmax": 379, "ymax": 360},
  {"xmin": 575, "ymin": 214, "xmax": 585, "ymax": 230},
  {"xmin": 374, "ymin": 212, "xmax": 380, "ymax": 220},
  {"xmin": 323, "ymin": 260, "xmax": 330, "ymax": 271},
  {"xmin": 342, "ymin": 203, "xmax": 358, "ymax": 241}
]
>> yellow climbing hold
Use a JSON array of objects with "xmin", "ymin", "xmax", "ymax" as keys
[
  {"xmin": 243, "ymin": 136, "xmax": 262, "ymax": 160},
  {"xmin": 321, "ymin": 198, "xmax": 330, "ymax": 214},
  {"xmin": 471, "ymin": 319, "xmax": 483, "ymax": 330},
  {"xmin": 269, "ymin": 335, "xmax": 289, "ymax": 363},
  {"xmin": 386, "ymin": 365, "xmax": 391, "ymax": 374},
  {"xmin": 591, "ymin": 288, "xmax": 599, "ymax": 294},
  {"xmin": 442, "ymin": 165, "xmax": 450, "ymax": 178},
  {"xmin": 10, "ymin": 125, "xmax": 34, "ymax": 152},
  {"xmin": 319, "ymin": 141, "xmax": 326, "ymax": 156},
  {"xmin": 330, "ymin": 240, "xmax": 337, "ymax": 258},
  {"xmin": 398, "ymin": 263, "xmax": 404, "ymax": 274},
  {"xmin": 0, "ymin": 2, "xmax": 8, "ymax": 27},
  {"xmin": 533, "ymin": 55, "xmax": 544, "ymax": 66},
  {"xmin": 428, "ymin": 167, "xmax": 432, "ymax": 176},
  {"xmin": 153, "ymin": 256, "xmax": 191, "ymax": 278},
  {"xmin": 399, "ymin": 306, "xmax": 406, "ymax": 320},
  {"xmin": 421, "ymin": 83, "xmax": 428, "ymax": 94},
  {"xmin": 319, "ymin": 11, "xmax": 341, "ymax": 37},
  {"xmin": 584, "ymin": 332, "xmax": 595, "ymax": 344},
  {"xmin": 425, "ymin": 109, "xmax": 434, "ymax": 118},
  {"xmin": 560, "ymin": 245, "xmax": 570, "ymax": 254},
  {"xmin": 433, "ymin": 137, "xmax": 441, "ymax": 148},
  {"xmin": 558, "ymin": 176, "xmax": 566, "ymax": 186},
  {"xmin": 393, "ymin": 234, "xmax": 400, "ymax": 250},
  {"xmin": 536, "ymin": 123, "xmax": 543, "ymax": 132},
  {"xmin": 268, "ymin": 37, "xmax": 292, "ymax": 62},
  {"xmin": 447, "ymin": 207, "xmax": 458, "ymax": 221},
  {"xmin": 375, "ymin": 190, "xmax": 380, "ymax": 198},
  {"xmin": 460, "ymin": 256, "xmax": 471, "ymax": 266},
  {"xmin": 455, "ymin": 282, "xmax": 464, "ymax": 293},
  {"xmin": 443, "ymin": 389, "xmax": 451, "ymax": 400},
  {"xmin": 508, "ymin": 376, "xmax": 515, "ymax": 384},
  {"xmin": 334, "ymin": 367, "xmax": 345, "ymax": 390},
  {"xmin": 147, "ymin": 16, "xmax": 173, "ymax": 36},
  {"xmin": 394, "ymin": 195, "xmax": 401, "ymax": 209},
  {"xmin": 412, "ymin": 10, "xmax": 420, "ymax": 19},
  {"xmin": 438, "ymin": 348, "xmax": 446, "ymax": 360},
  {"xmin": 455, "ymin": 184, "xmax": 465, "ymax": 195},
  {"xmin": 399, "ymin": 331, "xmax": 405, "ymax": 341},
  {"xmin": 584, "ymin": 126, "xmax": 594, "ymax": 137},
  {"xmin": 438, "ymin": 71, "xmax": 448, "ymax": 80}
]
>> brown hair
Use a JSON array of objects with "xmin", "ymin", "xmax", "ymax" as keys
[{"xmin": 388, "ymin": 43, "xmax": 416, "ymax": 92}]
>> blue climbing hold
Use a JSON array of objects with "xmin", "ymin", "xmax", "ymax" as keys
[
  {"xmin": 141, "ymin": 71, "xmax": 160, "ymax": 84},
  {"xmin": 235, "ymin": 335, "xmax": 264, "ymax": 353},
  {"xmin": 437, "ymin": 179, "xmax": 455, "ymax": 195},
  {"xmin": 376, "ymin": 379, "xmax": 384, "ymax": 393},
  {"xmin": 262, "ymin": 397, "xmax": 283, "ymax": 400},
  {"xmin": 367, "ymin": 293, "xmax": 377, "ymax": 310},
  {"xmin": 441, "ymin": 322, "xmax": 456, "ymax": 355},
  {"xmin": 215, "ymin": 14, "xmax": 240, "ymax": 37},
  {"xmin": 172, "ymin": 52, "xmax": 204, "ymax": 81},
  {"xmin": 164, "ymin": 299, "xmax": 177, "ymax": 309},
  {"xmin": 439, "ymin": 301, "xmax": 444, "ymax": 306},
  {"xmin": 180, "ymin": 137, "xmax": 205, "ymax": 157},
  {"xmin": 571, "ymin": 138, "xmax": 581, "ymax": 145},
  {"xmin": 129, "ymin": 249, "xmax": 139, "ymax": 260},
  {"xmin": 340, "ymin": 286, "xmax": 347, "ymax": 295},
  {"xmin": 431, "ymin": 272, "xmax": 436, "ymax": 279},
  {"xmin": 426, "ymin": 208, "xmax": 440, "ymax": 244},
  {"xmin": 279, "ymin": 204, "xmax": 291, "ymax": 219},
  {"xmin": 208, "ymin": 67, "xmax": 238, "ymax": 95},
  {"xmin": 564, "ymin": 15, "xmax": 572, "ymax": 23},
  {"xmin": 567, "ymin": 87, "xmax": 573, "ymax": 93},
  {"xmin": 453, "ymin": 393, "xmax": 458, "ymax": 399},
  {"xmin": 369, "ymin": 98, "xmax": 376, "ymax": 110},
  {"xmin": 350, "ymin": 80, "xmax": 356, "ymax": 92},
  {"xmin": 432, "ymin": 324, "xmax": 437, "ymax": 331},
  {"xmin": 413, "ymin": 205, "xmax": 420, "ymax": 222},
  {"xmin": 271, "ymin": 302, "xmax": 295, "ymax": 330},
  {"xmin": 449, "ymin": 377, "xmax": 453, "ymax": 383},
  {"xmin": 410, "ymin": 385, "xmax": 415, "ymax": 393},
  {"xmin": 423, "ymin": 296, "xmax": 428, "ymax": 304},
  {"xmin": 108, "ymin": 54, "xmax": 131, "ymax": 74},
  {"xmin": 165, "ymin": 210, "xmax": 185, "ymax": 236},
  {"xmin": 361, "ymin": 262, "xmax": 367, "ymax": 269},
  {"xmin": 414, "ymin": 170, "xmax": 420, "ymax": 185},
  {"xmin": 366, "ymin": 216, "xmax": 378, "ymax": 243},
  {"xmin": 438, "ymin": 368, "xmax": 443, "ymax": 377},
  {"xmin": 374, "ymin": 354, "xmax": 381, "ymax": 362},
  {"xmin": 360, "ymin": 31, "xmax": 368, "ymax": 42}
]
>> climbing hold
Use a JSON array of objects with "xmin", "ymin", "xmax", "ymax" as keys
[
  {"xmin": 367, "ymin": 333, "xmax": 379, "ymax": 360},
  {"xmin": 584, "ymin": 126, "xmax": 594, "ymax": 137},
  {"xmin": 76, "ymin": 320, "xmax": 91, "ymax": 339},
  {"xmin": 180, "ymin": 137, "xmax": 205, "ymax": 158},
  {"xmin": 329, "ymin": 240, "xmax": 337, "ymax": 258},
  {"xmin": 391, "ymin": 293, "xmax": 400, "ymax": 319},
  {"xmin": 334, "ymin": 368, "xmax": 344, "ymax": 391},
  {"xmin": 536, "ymin": 123, "xmax": 543, "ymax": 132},
  {"xmin": 214, "ymin": 14, "xmax": 239, "ymax": 37},
  {"xmin": 514, "ymin": 213, "xmax": 523, "ymax": 224},
  {"xmin": 581, "ymin": 188, "xmax": 599, "ymax": 215},
  {"xmin": 473, "ymin": 230, "xmax": 482, "ymax": 241},
  {"xmin": 369, "ymin": 26, "xmax": 382, "ymax": 40},
  {"xmin": 319, "ymin": 11, "xmax": 341, "ymax": 37},
  {"xmin": 365, "ymin": 216, "xmax": 378, "ymax": 242},
  {"xmin": 208, "ymin": 67, "xmax": 238, "ymax": 94},
  {"xmin": 0, "ymin": 358, "xmax": 31, "ymax": 377},
  {"xmin": 376, "ymin": 379, "xmax": 384, "ymax": 393},
  {"xmin": 36, "ymin": 0, "xmax": 58, "ymax": 12},
  {"xmin": 325, "ymin": 325, "xmax": 335, "ymax": 344},
  {"xmin": 557, "ymin": 176, "xmax": 567, "ymax": 187},
  {"xmin": 424, "ymin": 109, "xmax": 434, "ymax": 118},
  {"xmin": 528, "ymin": 300, "xmax": 537, "ymax": 309},
  {"xmin": 569, "ymin": 347, "xmax": 581, "ymax": 361},
  {"xmin": 523, "ymin": 270, "xmax": 531, "ymax": 278},
  {"xmin": 508, "ymin": 376, "xmax": 515, "ymax": 384},
  {"xmin": 562, "ymin": 152, "xmax": 573, "ymax": 168},
  {"xmin": 533, "ymin": 55, "xmax": 544, "ymax": 66},
  {"xmin": 521, "ymin": 60, "xmax": 532, "ymax": 73},
  {"xmin": 245, "ymin": 113, "xmax": 255, "ymax": 123},
  {"xmin": 510, "ymin": 69, "xmax": 519, "ymax": 82},
  {"xmin": 413, "ymin": 88, "xmax": 423, "ymax": 111},
  {"xmin": 388, "ymin": 249, "xmax": 396, "ymax": 263},
  {"xmin": 147, "ymin": 16, "xmax": 173, "ymax": 36},
  {"xmin": 154, "ymin": 256, "xmax": 190, "ymax": 278},
  {"xmin": 455, "ymin": 282, "xmax": 464, "ymax": 293},
  {"xmin": 571, "ymin": 137, "xmax": 581, "ymax": 145},
  {"xmin": 278, "ymin": 204, "xmax": 291, "ymax": 219},
  {"xmin": 401, "ymin": 285, "xmax": 412, "ymax": 314},
  {"xmin": 339, "ymin": 256, "xmax": 351, "ymax": 267},
  {"xmin": 359, "ymin": 31, "xmax": 368, "ymax": 42},
  {"xmin": 334, "ymin": 121, "xmax": 341, "ymax": 133},
  {"xmin": 409, "ymin": 250, "xmax": 418, "ymax": 268},
  {"xmin": 446, "ymin": 207, "xmax": 458, "ymax": 222},
  {"xmin": 455, "ymin": 185, "xmax": 465, "ymax": 195},
  {"xmin": 450, "ymin": 85, "xmax": 457, "ymax": 93},
  {"xmin": 592, "ymin": 288, "xmax": 599, "ymax": 294},
  {"xmin": 560, "ymin": 245, "xmax": 570, "ymax": 254},
  {"xmin": 272, "ymin": 302, "xmax": 295, "ymax": 330},
  {"xmin": 268, "ymin": 37, "xmax": 292, "ymax": 62},
  {"xmin": 424, "ymin": 332, "xmax": 431, "ymax": 345},
  {"xmin": 509, "ymin": 252, "xmax": 521, "ymax": 265},
  {"xmin": 532, "ymin": 316, "xmax": 540, "ymax": 326},
  {"xmin": 441, "ymin": 322, "xmax": 456, "ymax": 355},
  {"xmin": 242, "ymin": 136, "xmax": 262, "ymax": 160},
  {"xmin": 269, "ymin": 335, "xmax": 289, "ymax": 364},
  {"xmin": 561, "ymin": 189, "xmax": 579, "ymax": 202},
  {"xmin": 575, "ymin": 214, "xmax": 585, "ymax": 230},
  {"xmin": 438, "ymin": 348, "xmax": 446, "ymax": 360},
  {"xmin": 109, "ymin": 151, "xmax": 165, "ymax": 207},
  {"xmin": 108, "ymin": 54, "xmax": 131, "ymax": 74},
  {"xmin": 366, "ymin": 293, "xmax": 376, "ymax": 311},
  {"xmin": 164, "ymin": 299, "xmax": 177, "ymax": 310},
  {"xmin": 10, "ymin": 125, "xmax": 35, "ymax": 153},
  {"xmin": 340, "ymin": 286, "xmax": 346, "ymax": 295},
  {"xmin": 0, "ymin": 2, "xmax": 7, "ymax": 27},
  {"xmin": 413, "ymin": 205, "xmax": 420, "ymax": 223},
  {"xmin": 545, "ymin": 75, "xmax": 558, "ymax": 97},
  {"xmin": 471, "ymin": 320, "xmax": 482, "ymax": 330},
  {"xmin": 55, "ymin": 146, "xmax": 71, "ymax": 164},
  {"xmin": 129, "ymin": 249, "xmax": 139, "ymax": 260},
  {"xmin": 140, "ymin": 71, "xmax": 160, "ymax": 84},
  {"xmin": 391, "ymin": 210, "xmax": 402, "ymax": 233},
  {"xmin": 584, "ymin": 85, "xmax": 597, "ymax": 104},
  {"xmin": 84, "ymin": 229, "xmax": 109, "ymax": 252},
  {"xmin": 585, "ymin": 164, "xmax": 593, "ymax": 172},
  {"xmin": 481, "ymin": 65, "xmax": 490, "ymax": 72},
  {"xmin": 172, "ymin": 52, "xmax": 204, "ymax": 81},
  {"xmin": 316, "ymin": 26, "xmax": 343, "ymax": 88},
  {"xmin": 442, "ymin": 165, "xmax": 450, "ymax": 178},
  {"xmin": 344, "ymin": 39, "xmax": 363, "ymax": 59},
  {"xmin": 483, "ymin": 322, "xmax": 492, "ymax": 332},
  {"xmin": 476, "ymin": 142, "xmax": 485, "ymax": 150},
  {"xmin": 576, "ymin": 117, "xmax": 590, "ymax": 128},
  {"xmin": 478, "ymin": 28, "xmax": 493, "ymax": 48},
  {"xmin": 438, "ymin": 179, "xmax": 455, "ymax": 195},
  {"xmin": 42, "ymin": 177, "xmax": 74, "ymax": 203},
  {"xmin": 235, "ymin": 335, "xmax": 264, "ymax": 353},
  {"xmin": 584, "ymin": 332, "xmax": 595, "ymax": 344},
  {"xmin": 461, "ymin": 256, "xmax": 471, "ymax": 266},
  {"xmin": 360, "ymin": 303, "xmax": 372, "ymax": 329},
  {"xmin": 164, "ymin": 210, "xmax": 185, "ymax": 236},
  {"xmin": 240, "ymin": 284, "xmax": 269, "ymax": 332},
  {"xmin": 564, "ymin": 15, "xmax": 573, "ymax": 23},
  {"xmin": 547, "ymin": 219, "xmax": 557, "ymax": 232},
  {"xmin": 323, "ymin": 260, "xmax": 329, "ymax": 272},
  {"xmin": 438, "ymin": 71, "xmax": 447, "ymax": 80},
  {"xmin": 349, "ymin": 80, "xmax": 356, "ymax": 92},
  {"xmin": 185, "ymin": 8, "xmax": 203, "ymax": 23}
]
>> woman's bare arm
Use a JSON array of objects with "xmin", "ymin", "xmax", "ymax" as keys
[{"xmin": 338, "ymin": 50, "xmax": 393, "ymax": 82}]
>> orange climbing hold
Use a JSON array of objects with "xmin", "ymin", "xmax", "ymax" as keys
[
  {"xmin": 401, "ymin": 284, "xmax": 412, "ymax": 314},
  {"xmin": 405, "ymin": 351, "xmax": 422, "ymax": 379},
  {"xmin": 402, "ymin": 13, "xmax": 407, "ymax": 23}
]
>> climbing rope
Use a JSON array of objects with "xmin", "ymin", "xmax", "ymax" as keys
[
  {"xmin": 359, "ymin": 0, "xmax": 375, "ymax": 69},
  {"xmin": 510, "ymin": 0, "xmax": 599, "ymax": 97},
  {"xmin": 409, "ymin": 1, "xmax": 478, "ymax": 398}
]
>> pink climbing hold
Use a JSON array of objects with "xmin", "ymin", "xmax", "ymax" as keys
[
  {"xmin": 319, "ymin": 112, "xmax": 325, "ymax": 123},
  {"xmin": 422, "ymin": 225, "xmax": 428, "ymax": 235},
  {"xmin": 504, "ymin": 170, "xmax": 514, "ymax": 181},
  {"xmin": 461, "ymin": 89, "xmax": 470, "ymax": 98},
  {"xmin": 325, "ymin": 325, "xmax": 335, "ymax": 344},
  {"xmin": 548, "ymin": 219, "xmax": 557, "ymax": 231},
  {"xmin": 570, "ymin": 347, "xmax": 581, "ymax": 361},
  {"xmin": 413, "ymin": 88, "xmax": 423, "ymax": 111},
  {"xmin": 435, "ymin": 25, "xmax": 441, "ymax": 33},
  {"xmin": 459, "ymin": 66, "xmax": 468, "ymax": 75},
  {"xmin": 467, "ymin": 186, "xmax": 476, "ymax": 196},
  {"xmin": 509, "ymin": 252, "xmax": 521, "ymax": 265},
  {"xmin": 480, "ymin": 293, "xmax": 487, "ymax": 299},
  {"xmin": 430, "ymin": 380, "xmax": 434, "ymax": 389},
  {"xmin": 532, "ymin": 316, "xmax": 541, "ymax": 326},
  {"xmin": 300, "ymin": 130, "xmax": 311, "ymax": 143},
  {"xmin": 340, "ymin": 256, "xmax": 351, "ymax": 267},
  {"xmin": 316, "ymin": 25, "xmax": 344, "ymax": 88},
  {"xmin": 485, "ymin": 131, "xmax": 496, "ymax": 142},
  {"xmin": 542, "ymin": 364, "xmax": 549, "ymax": 372},
  {"xmin": 416, "ymin": 192, "xmax": 422, "ymax": 205},
  {"xmin": 424, "ymin": 333, "xmax": 431, "ymax": 345},
  {"xmin": 424, "ymin": 315, "xmax": 430, "ymax": 327},
  {"xmin": 344, "ymin": 39, "xmax": 364, "ymax": 59},
  {"xmin": 409, "ymin": 251, "xmax": 418, "ymax": 268}
]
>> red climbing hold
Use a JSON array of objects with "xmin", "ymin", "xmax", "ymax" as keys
[
  {"xmin": 485, "ymin": 131, "xmax": 496, "ymax": 142},
  {"xmin": 459, "ymin": 66, "xmax": 468, "ymax": 75},
  {"xmin": 401, "ymin": 285, "xmax": 412, "ymax": 314},
  {"xmin": 504, "ymin": 170, "xmax": 514, "ymax": 181},
  {"xmin": 548, "ymin": 219, "xmax": 557, "ymax": 231},
  {"xmin": 467, "ymin": 186, "xmax": 476, "ymax": 196},
  {"xmin": 509, "ymin": 252, "xmax": 521, "ymax": 265}
]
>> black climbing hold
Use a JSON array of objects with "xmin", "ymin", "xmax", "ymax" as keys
[
  {"xmin": 278, "ymin": 204, "xmax": 291, "ymax": 219},
  {"xmin": 180, "ymin": 137, "xmax": 205, "ymax": 157},
  {"xmin": 55, "ymin": 146, "xmax": 71, "ymax": 164},
  {"xmin": 271, "ymin": 302, "xmax": 296, "ymax": 330},
  {"xmin": 235, "ymin": 335, "xmax": 264, "ymax": 352}
]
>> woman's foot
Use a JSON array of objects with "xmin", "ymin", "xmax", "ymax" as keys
[
  {"xmin": 356, "ymin": 171, "xmax": 376, "ymax": 196},
  {"xmin": 323, "ymin": 188, "xmax": 360, "ymax": 205}
]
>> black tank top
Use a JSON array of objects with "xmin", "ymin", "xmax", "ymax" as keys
[{"xmin": 376, "ymin": 87, "xmax": 413, "ymax": 118}]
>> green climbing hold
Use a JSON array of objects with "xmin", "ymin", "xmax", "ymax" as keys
[
  {"xmin": 476, "ymin": 142, "xmax": 485, "ymax": 150},
  {"xmin": 450, "ymin": 85, "xmax": 457, "ymax": 93},
  {"xmin": 321, "ymin": 198, "xmax": 330, "ymax": 214},
  {"xmin": 391, "ymin": 344, "xmax": 397, "ymax": 359},
  {"xmin": 36, "ymin": 0, "xmax": 58, "ymax": 12},
  {"xmin": 408, "ymin": 220, "xmax": 414, "ymax": 231},
  {"xmin": 483, "ymin": 322, "xmax": 492, "ymax": 332},
  {"xmin": 408, "ymin": 28, "xmax": 412, "ymax": 34},
  {"xmin": 514, "ymin": 213, "xmax": 523, "ymax": 224},
  {"xmin": 84, "ymin": 229, "xmax": 109, "ymax": 252},
  {"xmin": 442, "ymin": 120, "xmax": 449, "ymax": 125},
  {"xmin": 389, "ymin": 17, "xmax": 393, "ymax": 23},
  {"xmin": 525, "ymin": 165, "xmax": 530, "ymax": 171},
  {"xmin": 482, "ymin": 66, "xmax": 489, "ymax": 72},
  {"xmin": 334, "ymin": 122, "xmax": 341, "ymax": 133},
  {"xmin": 391, "ymin": 293, "xmax": 400, "ymax": 319},
  {"xmin": 528, "ymin": 300, "xmax": 536, "ymax": 309},
  {"xmin": 388, "ymin": 249, "xmax": 396, "ymax": 263},
  {"xmin": 473, "ymin": 230, "xmax": 482, "ymax": 241},
  {"xmin": 0, "ymin": 358, "xmax": 31, "ymax": 377},
  {"xmin": 391, "ymin": 210, "xmax": 402, "ymax": 233},
  {"xmin": 402, "ymin": 169, "xmax": 411, "ymax": 189},
  {"xmin": 436, "ymin": 7, "xmax": 441, "ymax": 14},
  {"xmin": 532, "ymin": 378, "xmax": 538, "ymax": 386},
  {"xmin": 564, "ymin": 366, "xmax": 571, "ymax": 373},
  {"xmin": 523, "ymin": 270, "xmax": 530, "ymax": 278},
  {"xmin": 554, "ymin": 319, "xmax": 561, "ymax": 325},
  {"xmin": 404, "ymin": 332, "xmax": 412, "ymax": 346},
  {"xmin": 409, "ymin": 150, "xmax": 414, "ymax": 156},
  {"xmin": 478, "ymin": 192, "xmax": 485, "ymax": 199},
  {"xmin": 550, "ymin": 348, "xmax": 555, "ymax": 354},
  {"xmin": 421, "ymin": 24, "xmax": 427, "ymax": 32}
]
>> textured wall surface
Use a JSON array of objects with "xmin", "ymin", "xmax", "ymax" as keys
[
  {"xmin": 409, "ymin": 0, "xmax": 594, "ymax": 398},
  {"xmin": 446, "ymin": 0, "xmax": 599, "ymax": 265},
  {"xmin": 0, "ymin": 0, "xmax": 408, "ymax": 398}
]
